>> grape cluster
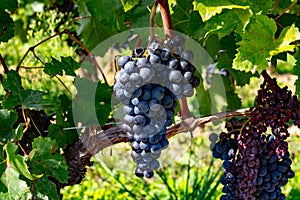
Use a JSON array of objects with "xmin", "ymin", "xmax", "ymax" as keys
[
  {"xmin": 211, "ymin": 118, "xmax": 245, "ymax": 200},
  {"xmin": 211, "ymin": 72, "xmax": 297, "ymax": 200},
  {"xmin": 113, "ymin": 36, "xmax": 200, "ymax": 178}
]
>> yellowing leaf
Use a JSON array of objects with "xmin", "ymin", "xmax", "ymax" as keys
[
  {"xmin": 193, "ymin": 0, "xmax": 249, "ymax": 21},
  {"xmin": 270, "ymin": 24, "xmax": 300, "ymax": 56}
]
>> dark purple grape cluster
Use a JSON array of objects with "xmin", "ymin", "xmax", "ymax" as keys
[
  {"xmin": 211, "ymin": 73, "xmax": 297, "ymax": 200},
  {"xmin": 124, "ymin": 83, "xmax": 176, "ymax": 178},
  {"xmin": 211, "ymin": 118, "xmax": 244, "ymax": 200},
  {"xmin": 113, "ymin": 37, "xmax": 200, "ymax": 178}
]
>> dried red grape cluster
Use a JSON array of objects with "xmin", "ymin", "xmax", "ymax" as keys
[{"xmin": 212, "ymin": 72, "xmax": 297, "ymax": 200}]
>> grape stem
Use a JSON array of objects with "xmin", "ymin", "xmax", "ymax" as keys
[
  {"xmin": 157, "ymin": 0, "xmax": 191, "ymax": 118},
  {"xmin": 0, "ymin": 53, "xmax": 8, "ymax": 74},
  {"xmin": 79, "ymin": 108, "xmax": 251, "ymax": 155}
]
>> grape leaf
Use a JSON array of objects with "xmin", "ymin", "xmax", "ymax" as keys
[
  {"xmin": 2, "ymin": 71, "xmax": 44, "ymax": 110},
  {"xmin": 120, "ymin": 0, "xmax": 140, "ymax": 12},
  {"xmin": 33, "ymin": 176, "xmax": 59, "ymax": 200},
  {"xmin": 217, "ymin": 53, "xmax": 259, "ymax": 86},
  {"xmin": 2, "ymin": 70, "xmax": 21, "ymax": 92},
  {"xmin": 77, "ymin": 0, "xmax": 122, "ymax": 50},
  {"xmin": 0, "ymin": 109, "xmax": 18, "ymax": 143},
  {"xmin": 0, "ymin": 147, "xmax": 7, "ymax": 193},
  {"xmin": 171, "ymin": 0, "xmax": 205, "ymax": 36},
  {"xmin": 48, "ymin": 124, "xmax": 77, "ymax": 149},
  {"xmin": 4, "ymin": 142, "xmax": 39, "ymax": 180},
  {"xmin": 293, "ymin": 50, "xmax": 300, "ymax": 96},
  {"xmin": 95, "ymin": 82, "xmax": 112, "ymax": 126},
  {"xmin": 73, "ymin": 78, "xmax": 103, "ymax": 126},
  {"xmin": 232, "ymin": 15, "xmax": 277, "ymax": 73},
  {"xmin": 1, "ymin": 166, "xmax": 29, "ymax": 200},
  {"xmin": 0, "ymin": 10, "xmax": 14, "ymax": 42},
  {"xmin": 3, "ymin": 90, "xmax": 44, "ymax": 110},
  {"xmin": 44, "ymin": 56, "xmax": 80, "ymax": 77},
  {"xmin": 28, "ymin": 137, "xmax": 68, "ymax": 183},
  {"xmin": 124, "ymin": 0, "xmax": 153, "ymax": 29},
  {"xmin": 48, "ymin": 94, "xmax": 78, "ymax": 148},
  {"xmin": 193, "ymin": 0, "xmax": 249, "ymax": 22},
  {"xmin": 0, "ymin": 0, "xmax": 18, "ymax": 12},
  {"xmin": 270, "ymin": 24, "xmax": 300, "ymax": 56},
  {"xmin": 233, "ymin": 15, "xmax": 300, "ymax": 73},
  {"xmin": 204, "ymin": 9, "xmax": 251, "ymax": 38},
  {"xmin": 31, "ymin": 137, "xmax": 59, "ymax": 159}
]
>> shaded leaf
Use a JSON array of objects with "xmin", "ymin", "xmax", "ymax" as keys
[
  {"xmin": 44, "ymin": 56, "xmax": 80, "ymax": 77},
  {"xmin": 33, "ymin": 176, "xmax": 59, "ymax": 200},
  {"xmin": 48, "ymin": 124, "xmax": 77, "ymax": 149},
  {"xmin": 28, "ymin": 137, "xmax": 68, "ymax": 183},
  {"xmin": 0, "ymin": 110, "xmax": 18, "ymax": 143},
  {"xmin": 0, "ymin": 10, "xmax": 14, "ymax": 42},
  {"xmin": 95, "ymin": 82, "xmax": 112, "ymax": 126},
  {"xmin": 0, "ymin": 0, "xmax": 18, "ymax": 12}
]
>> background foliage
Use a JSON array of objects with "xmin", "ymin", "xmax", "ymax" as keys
[{"xmin": 0, "ymin": 0, "xmax": 300, "ymax": 199}]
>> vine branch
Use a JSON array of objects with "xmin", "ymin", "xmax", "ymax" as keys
[
  {"xmin": 16, "ymin": 29, "xmax": 109, "ymax": 85},
  {"xmin": 274, "ymin": 0, "xmax": 297, "ymax": 21},
  {"xmin": 0, "ymin": 54, "xmax": 9, "ymax": 74},
  {"xmin": 80, "ymin": 108, "xmax": 251, "ymax": 155}
]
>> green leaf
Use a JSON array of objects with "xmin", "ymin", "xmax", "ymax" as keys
[
  {"xmin": 95, "ymin": 83, "xmax": 112, "ymax": 126},
  {"xmin": 2, "ymin": 71, "xmax": 44, "ymax": 110},
  {"xmin": 0, "ymin": 109, "xmax": 18, "ymax": 143},
  {"xmin": 171, "ymin": 0, "xmax": 205, "ymax": 36},
  {"xmin": 33, "ymin": 176, "xmax": 59, "ymax": 200},
  {"xmin": 2, "ymin": 90, "xmax": 44, "ymax": 110},
  {"xmin": 77, "ymin": 0, "xmax": 122, "ymax": 50},
  {"xmin": 48, "ymin": 94, "xmax": 78, "ymax": 148},
  {"xmin": 31, "ymin": 137, "xmax": 59, "ymax": 159},
  {"xmin": 73, "ymin": 78, "xmax": 101, "ymax": 125},
  {"xmin": 28, "ymin": 137, "xmax": 68, "ymax": 183},
  {"xmin": 1, "ymin": 166, "xmax": 29, "ymax": 200},
  {"xmin": 48, "ymin": 124, "xmax": 77, "ymax": 149},
  {"xmin": 0, "ymin": 147, "xmax": 7, "ymax": 193},
  {"xmin": 217, "ymin": 53, "xmax": 259, "ymax": 86},
  {"xmin": 44, "ymin": 56, "xmax": 80, "ymax": 77},
  {"xmin": 0, "ymin": 10, "xmax": 15, "ymax": 42},
  {"xmin": 293, "ymin": 50, "xmax": 300, "ymax": 96},
  {"xmin": 14, "ymin": 124, "xmax": 23, "ymax": 141},
  {"xmin": 120, "ymin": 0, "xmax": 140, "ymax": 12},
  {"xmin": 204, "ymin": 9, "xmax": 251, "ymax": 38},
  {"xmin": 233, "ymin": 15, "xmax": 300, "ymax": 73},
  {"xmin": 5, "ymin": 142, "xmax": 39, "ymax": 180},
  {"xmin": 233, "ymin": 15, "xmax": 277, "ymax": 73},
  {"xmin": 0, "ymin": 0, "xmax": 18, "ymax": 12},
  {"xmin": 2, "ymin": 70, "xmax": 21, "ymax": 92},
  {"xmin": 193, "ymin": 0, "xmax": 249, "ymax": 21}
]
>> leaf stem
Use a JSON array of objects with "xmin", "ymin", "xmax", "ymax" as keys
[
  {"xmin": 274, "ymin": 0, "xmax": 297, "ymax": 21},
  {"xmin": 55, "ymin": 75, "xmax": 72, "ymax": 96},
  {"xmin": 16, "ymin": 31, "xmax": 64, "ymax": 71},
  {"xmin": 64, "ymin": 29, "xmax": 109, "ymax": 85}
]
